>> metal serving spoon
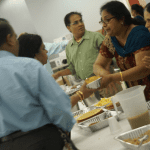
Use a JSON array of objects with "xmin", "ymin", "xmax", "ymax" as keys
[{"xmin": 138, "ymin": 135, "xmax": 149, "ymax": 148}]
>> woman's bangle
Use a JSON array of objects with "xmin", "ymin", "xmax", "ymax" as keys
[
  {"xmin": 78, "ymin": 91, "xmax": 84, "ymax": 100},
  {"xmin": 120, "ymin": 72, "xmax": 123, "ymax": 81},
  {"xmin": 76, "ymin": 91, "xmax": 83, "ymax": 101}
]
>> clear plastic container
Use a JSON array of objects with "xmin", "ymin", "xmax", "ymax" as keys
[
  {"xmin": 108, "ymin": 116, "xmax": 122, "ymax": 135},
  {"xmin": 112, "ymin": 85, "xmax": 149, "ymax": 129}
]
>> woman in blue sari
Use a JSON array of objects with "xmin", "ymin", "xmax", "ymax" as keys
[{"xmin": 93, "ymin": 1, "xmax": 150, "ymax": 101}]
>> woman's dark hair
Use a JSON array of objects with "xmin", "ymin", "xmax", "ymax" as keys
[
  {"xmin": 131, "ymin": 4, "xmax": 144, "ymax": 17},
  {"xmin": 100, "ymin": 1, "xmax": 145, "ymax": 26},
  {"xmin": 145, "ymin": 3, "xmax": 150, "ymax": 13},
  {"xmin": 18, "ymin": 33, "xmax": 42, "ymax": 58},
  {"xmin": 64, "ymin": 12, "xmax": 82, "ymax": 27},
  {"xmin": 0, "ymin": 18, "xmax": 13, "ymax": 47}
]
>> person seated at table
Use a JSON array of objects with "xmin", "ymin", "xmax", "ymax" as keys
[
  {"xmin": 18, "ymin": 33, "xmax": 97, "ymax": 107},
  {"xmin": 93, "ymin": 1, "xmax": 150, "ymax": 101},
  {"xmin": 131, "ymin": 4, "xmax": 144, "ymax": 21}
]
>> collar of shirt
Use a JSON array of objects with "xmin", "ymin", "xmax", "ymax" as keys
[
  {"xmin": 71, "ymin": 30, "xmax": 90, "ymax": 46},
  {"xmin": 0, "ymin": 50, "xmax": 15, "ymax": 58}
]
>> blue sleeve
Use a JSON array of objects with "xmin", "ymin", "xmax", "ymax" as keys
[
  {"xmin": 44, "ymin": 40, "xmax": 69, "ymax": 57},
  {"xmin": 37, "ymin": 65, "xmax": 76, "ymax": 132}
]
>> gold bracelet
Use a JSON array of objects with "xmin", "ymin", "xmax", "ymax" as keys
[
  {"xmin": 78, "ymin": 91, "xmax": 84, "ymax": 100},
  {"xmin": 76, "ymin": 91, "xmax": 83, "ymax": 101},
  {"xmin": 120, "ymin": 72, "xmax": 123, "ymax": 81},
  {"xmin": 76, "ymin": 91, "xmax": 85, "ymax": 105}
]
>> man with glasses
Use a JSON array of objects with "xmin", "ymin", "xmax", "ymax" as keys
[{"xmin": 52, "ymin": 12, "xmax": 105, "ymax": 101}]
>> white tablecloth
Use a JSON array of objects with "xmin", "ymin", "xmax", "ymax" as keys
[{"xmin": 71, "ymin": 115, "xmax": 132, "ymax": 150}]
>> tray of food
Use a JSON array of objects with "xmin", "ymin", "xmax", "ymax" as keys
[
  {"xmin": 115, "ymin": 124, "xmax": 150, "ymax": 150},
  {"xmin": 94, "ymin": 97, "xmax": 112, "ymax": 107},
  {"xmin": 78, "ymin": 111, "xmax": 110, "ymax": 132},
  {"xmin": 94, "ymin": 97, "xmax": 123, "ymax": 112},
  {"xmin": 73, "ymin": 105, "xmax": 101, "ymax": 120},
  {"xmin": 73, "ymin": 109, "xmax": 85, "ymax": 120},
  {"xmin": 67, "ymin": 85, "xmax": 81, "ymax": 95},
  {"xmin": 105, "ymin": 102, "xmax": 123, "ymax": 112},
  {"xmin": 85, "ymin": 76, "xmax": 102, "ymax": 89},
  {"xmin": 60, "ymin": 84, "xmax": 81, "ymax": 96},
  {"xmin": 76, "ymin": 108, "xmax": 104, "ymax": 123}
]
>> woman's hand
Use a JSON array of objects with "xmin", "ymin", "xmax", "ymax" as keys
[
  {"xmin": 79, "ymin": 82, "xmax": 97, "ymax": 99},
  {"xmin": 100, "ymin": 74, "xmax": 113, "ymax": 89},
  {"xmin": 143, "ymin": 56, "xmax": 150, "ymax": 69}
]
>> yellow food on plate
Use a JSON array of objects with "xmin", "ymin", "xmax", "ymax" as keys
[
  {"xmin": 74, "ymin": 114, "xmax": 82, "ymax": 118},
  {"xmin": 85, "ymin": 76, "xmax": 101, "ymax": 84},
  {"xmin": 77, "ymin": 109, "xmax": 103, "ymax": 123},
  {"xmin": 94, "ymin": 97, "xmax": 112, "ymax": 107}
]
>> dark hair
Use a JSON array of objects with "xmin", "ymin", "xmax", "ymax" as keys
[
  {"xmin": 145, "ymin": 3, "xmax": 150, "ymax": 13},
  {"xmin": 18, "ymin": 34, "xmax": 42, "ymax": 58},
  {"xmin": 0, "ymin": 18, "xmax": 13, "ymax": 47},
  {"xmin": 131, "ymin": 4, "xmax": 144, "ymax": 17},
  {"xmin": 64, "ymin": 12, "xmax": 82, "ymax": 27},
  {"xmin": 100, "ymin": 1, "xmax": 144, "ymax": 26},
  {"xmin": 0, "ymin": 18, "xmax": 9, "ymax": 23}
]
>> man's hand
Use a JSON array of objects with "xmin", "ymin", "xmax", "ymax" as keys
[{"xmin": 52, "ymin": 72, "xmax": 60, "ymax": 80}]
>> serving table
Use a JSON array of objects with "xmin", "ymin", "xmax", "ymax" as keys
[{"xmin": 71, "ymin": 114, "xmax": 132, "ymax": 150}]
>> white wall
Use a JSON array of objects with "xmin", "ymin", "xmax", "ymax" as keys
[
  {"xmin": 145, "ymin": 0, "xmax": 150, "ymax": 4},
  {"xmin": 0, "ymin": 0, "xmax": 135, "ymax": 43},
  {"xmin": 25, "ymin": 0, "xmax": 108, "ymax": 43},
  {"xmin": 0, "ymin": 0, "xmax": 37, "ymax": 36}
]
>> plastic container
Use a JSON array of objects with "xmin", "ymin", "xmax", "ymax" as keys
[
  {"xmin": 112, "ymin": 85, "xmax": 149, "ymax": 129},
  {"xmin": 108, "ymin": 116, "xmax": 122, "ymax": 135}
]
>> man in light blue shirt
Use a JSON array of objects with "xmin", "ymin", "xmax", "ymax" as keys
[
  {"xmin": 44, "ymin": 40, "xmax": 68, "ymax": 75},
  {"xmin": 0, "ymin": 19, "xmax": 75, "ymax": 150}
]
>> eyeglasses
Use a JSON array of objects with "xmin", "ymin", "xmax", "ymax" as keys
[
  {"xmin": 70, "ymin": 19, "xmax": 84, "ymax": 26},
  {"xmin": 99, "ymin": 17, "xmax": 115, "ymax": 24}
]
